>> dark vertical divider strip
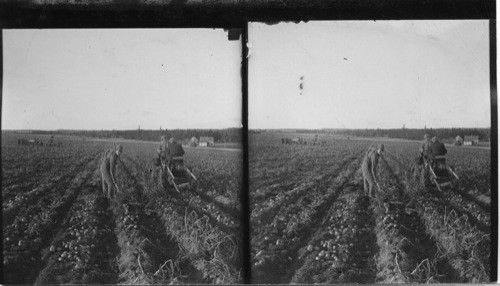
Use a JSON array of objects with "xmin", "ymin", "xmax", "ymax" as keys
[
  {"xmin": 0, "ymin": 29, "xmax": 4, "ymax": 284},
  {"xmin": 489, "ymin": 19, "xmax": 497, "ymax": 283},
  {"xmin": 241, "ymin": 22, "xmax": 251, "ymax": 284}
]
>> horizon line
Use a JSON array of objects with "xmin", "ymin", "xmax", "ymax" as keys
[
  {"xmin": 1, "ymin": 126, "xmax": 492, "ymax": 131},
  {"xmin": 2, "ymin": 127, "xmax": 243, "ymax": 131},
  {"xmin": 249, "ymin": 127, "xmax": 491, "ymax": 130}
]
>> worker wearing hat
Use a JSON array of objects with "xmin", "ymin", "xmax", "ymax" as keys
[
  {"xmin": 430, "ymin": 136, "xmax": 447, "ymax": 159},
  {"xmin": 100, "ymin": 144, "xmax": 123, "ymax": 198},
  {"xmin": 166, "ymin": 137, "xmax": 185, "ymax": 165},
  {"xmin": 361, "ymin": 143, "xmax": 384, "ymax": 198},
  {"xmin": 419, "ymin": 134, "xmax": 432, "ymax": 163}
]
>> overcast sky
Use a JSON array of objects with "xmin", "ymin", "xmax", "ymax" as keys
[
  {"xmin": 249, "ymin": 21, "xmax": 490, "ymax": 129},
  {"xmin": 3, "ymin": 29, "xmax": 242, "ymax": 130}
]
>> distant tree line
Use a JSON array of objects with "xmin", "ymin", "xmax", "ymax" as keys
[
  {"xmin": 334, "ymin": 128, "xmax": 491, "ymax": 141},
  {"xmin": 19, "ymin": 127, "xmax": 492, "ymax": 142},
  {"xmin": 31, "ymin": 128, "xmax": 243, "ymax": 143}
]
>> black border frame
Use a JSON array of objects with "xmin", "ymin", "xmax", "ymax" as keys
[
  {"xmin": 0, "ymin": 0, "xmax": 496, "ymax": 283},
  {"xmin": 489, "ymin": 19, "xmax": 497, "ymax": 283},
  {"xmin": 0, "ymin": 0, "xmax": 496, "ymax": 28}
]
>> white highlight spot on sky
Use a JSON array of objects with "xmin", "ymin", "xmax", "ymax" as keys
[{"xmin": 249, "ymin": 20, "xmax": 490, "ymax": 129}]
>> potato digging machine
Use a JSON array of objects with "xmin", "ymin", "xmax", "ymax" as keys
[
  {"xmin": 158, "ymin": 156, "xmax": 197, "ymax": 192},
  {"xmin": 417, "ymin": 155, "xmax": 459, "ymax": 192}
]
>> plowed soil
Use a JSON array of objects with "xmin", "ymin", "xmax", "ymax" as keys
[{"xmin": 2, "ymin": 134, "xmax": 243, "ymax": 284}]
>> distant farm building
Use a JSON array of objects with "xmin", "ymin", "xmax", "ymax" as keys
[
  {"xmin": 199, "ymin": 136, "xmax": 214, "ymax": 147},
  {"xmin": 454, "ymin": 135, "xmax": 463, "ymax": 146},
  {"xmin": 463, "ymin": 135, "xmax": 479, "ymax": 146}
]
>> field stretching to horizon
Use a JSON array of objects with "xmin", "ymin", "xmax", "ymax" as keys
[
  {"xmin": 2, "ymin": 133, "xmax": 243, "ymax": 284},
  {"xmin": 2, "ymin": 131, "xmax": 493, "ymax": 284},
  {"xmin": 250, "ymin": 132, "xmax": 492, "ymax": 284}
]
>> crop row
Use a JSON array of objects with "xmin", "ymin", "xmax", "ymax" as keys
[
  {"xmin": 121, "ymin": 147, "xmax": 240, "ymax": 232},
  {"xmin": 116, "ymin": 141, "xmax": 242, "ymax": 203},
  {"xmin": 249, "ymin": 141, "xmax": 369, "ymax": 205},
  {"xmin": 35, "ymin": 190, "xmax": 118, "ymax": 284},
  {"xmin": 375, "ymin": 157, "xmax": 459, "ymax": 283},
  {"xmin": 111, "ymin": 155, "xmax": 190, "ymax": 284},
  {"xmin": 181, "ymin": 190, "xmax": 239, "ymax": 229},
  {"xmin": 383, "ymin": 141, "xmax": 491, "ymax": 199},
  {"xmin": 2, "ymin": 141, "xmax": 99, "ymax": 188},
  {"xmin": 291, "ymin": 188, "xmax": 377, "ymax": 284},
  {"xmin": 250, "ymin": 152, "xmax": 356, "ymax": 223},
  {"xmin": 188, "ymin": 149, "xmax": 242, "ymax": 201},
  {"xmin": 116, "ymin": 148, "xmax": 242, "ymax": 284},
  {"xmin": 156, "ymin": 199, "xmax": 241, "ymax": 284},
  {"xmin": 3, "ymin": 150, "xmax": 100, "ymax": 225},
  {"xmin": 251, "ymin": 154, "xmax": 363, "ymax": 283},
  {"xmin": 3, "ymin": 151, "xmax": 102, "ymax": 284},
  {"xmin": 383, "ymin": 150, "xmax": 491, "ymax": 232},
  {"xmin": 251, "ymin": 180, "xmax": 316, "ymax": 221},
  {"xmin": 438, "ymin": 187, "xmax": 490, "ymax": 230},
  {"xmin": 2, "ymin": 138, "xmax": 243, "ymax": 284},
  {"xmin": 417, "ymin": 195, "xmax": 489, "ymax": 282},
  {"xmin": 383, "ymin": 155, "xmax": 490, "ymax": 282},
  {"xmin": 143, "ymin": 166, "xmax": 242, "ymax": 283},
  {"xmin": 139, "ymin": 172, "xmax": 242, "ymax": 283}
]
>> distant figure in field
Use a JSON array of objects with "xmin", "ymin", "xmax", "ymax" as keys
[
  {"xmin": 430, "ymin": 136, "xmax": 447, "ymax": 160},
  {"xmin": 156, "ymin": 135, "xmax": 169, "ymax": 167},
  {"xmin": 361, "ymin": 143, "xmax": 384, "ymax": 197},
  {"xmin": 100, "ymin": 145, "xmax": 123, "ymax": 198},
  {"xmin": 419, "ymin": 134, "xmax": 431, "ymax": 163},
  {"xmin": 166, "ymin": 137, "xmax": 185, "ymax": 165}
]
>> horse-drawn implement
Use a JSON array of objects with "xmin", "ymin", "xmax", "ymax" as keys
[
  {"xmin": 416, "ymin": 154, "xmax": 459, "ymax": 192},
  {"xmin": 158, "ymin": 157, "xmax": 197, "ymax": 192}
]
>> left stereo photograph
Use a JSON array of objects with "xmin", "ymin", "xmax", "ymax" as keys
[{"xmin": 2, "ymin": 28, "xmax": 244, "ymax": 284}]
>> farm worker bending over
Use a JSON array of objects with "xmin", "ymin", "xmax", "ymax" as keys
[
  {"xmin": 419, "ymin": 134, "xmax": 431, "ymax": 163},
  {"xmin": 156, "ymin": 135, "xmax": 169, "ymax": 166},
  {"xmin": 100, "ymin": 145, "xmax": 123, "ymax": 198},
  {"xmin": 166, "ymin": 137, "xmax": 185, "ymax": 163},
  {"xmin": 361, "ymin": 143, "xmax": 384, "ymax": 198}
]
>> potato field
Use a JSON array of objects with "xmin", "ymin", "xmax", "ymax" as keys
[
  {"xmin": 250, "ymin": 132, "xmax": 492, "ymax": 284},
  {"xmin": 2, "ymin": 133, "xmax": 243, "ymax": 284},
  {"xmin": 1, "ymin": 131, "xmax": 493, "ymax": 284}
]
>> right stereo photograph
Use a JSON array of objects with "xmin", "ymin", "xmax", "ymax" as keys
[{"xmin": 248, "ymin": 20, "xmax": 492, "ymax": 284}]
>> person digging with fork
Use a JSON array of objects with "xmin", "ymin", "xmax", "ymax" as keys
[
  {"xmin": 100, "ymin": 144, "xmax": 123, "ymax": 199},
  {"xmin": 361, "ymin": 143, "xmax": 384, "ymax": 198}
]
